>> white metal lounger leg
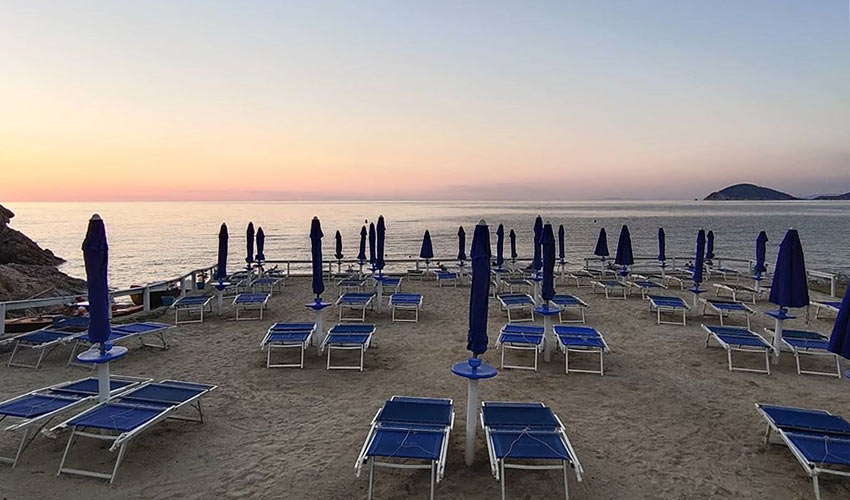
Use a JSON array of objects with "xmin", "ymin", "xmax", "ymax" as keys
[
  {"xmin": 500, "ymin": 460, "xmax": 506, "ymax": 500},
  {"xmin": 367, "ymin": 458, "xmax": 375, "ymax": 500},
  {"xmin": 812, "ymin": 475, "xmax": 820, "ymax": 500}
]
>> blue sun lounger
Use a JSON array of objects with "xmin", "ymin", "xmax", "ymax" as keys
[
  {"xmin": 505, "ymin": 278, "xmax": 532, "ymax": 294},
  {"xmin": 338, "ymin": 278, "xmax": 367, "ymax": 296},
  {"xmin": 2, "ymin": 317, "xmax": 90, "ymax": 369},
  {"xmin": 260, "ymin": 322, "xmax": 316, "ymax": 368},
  {"xmin": 66, "ymin": 322, "xmax": 171, "ymax": 367},
  {"xmin": 811, "ymin": 300, "xmax": 841, "ymax": 320},
  {"xmin": 250, "ymin": 277, "xmax": 283, "ymax": 296},
  {"xmin": 496, "ymin": 324, "xmax": 545, "ymax": 371},
  {"xmin": 54, "ymin": 379, "xmax": 216, "ymax": 484},
  {"xmin": 171, "ymin": 294, "xmax": 213, "ymax": 324},
  {"xmin": 436, "ymin": 271, "xmax": 458, "ymax": 287},
  {"xmin": 232, "ymin": 293, "xmax": 270, "ymax": 320},
  {"xmin": 321, "ymin": 323, "xmax": 376, "ymax": 371},
  {"xmin": 0, "ymin": 375, "xmax": 149, "ymax": 468},
  {"xmin": 497, "ymin": 294, "xmax": 536, "ymax": 322},
  {"xmin": 700, "ymin": 298, "xmax": 754, "ymax": 328},
  {"xmin": 377, "ymin": 277, "xmax": 402, "ymax": 294},
  {"xmin": 590, "ymin": 280, "xmax": 628, "ymax": 299},
  {"xmin": 647, "ymin": 295, "xmax": 690, "ymax": 325},
  {"xmin": 701, "ymin": 324, "xmax": 773, "ymax": 374},
  {"xmin": 355, "ymin": 396, "xmax": 454, "ymax": 500},
  {"xmin": 713, "ymin": 283, "xmax": 761, "ymax": 304},
  {"xmin": 763, "ymin": 328, "xmax": 842, "ymax": 378},
  {"xmin": 553, "ymin": 325, "xmax": 610, "ymax": 375},
  {"xmin": 756, "ymin": 403, "xmax": 850, "ymax": 500},
  {"xmin": 336, "ymin": 293, "xmax": 376, "ymax": 322},
  {"xmin": 551, "ymin": 294, "xmax": 588, "ymax": 323},
  {"xmin": 481, "ymin": 401, "xmax": 583, "ymax": 500},
  {"xmin": 390, "ymin": 293, "xmax": 423, "ymax": 323},
  {"xmin": 628, "ymin": 279, "xmax": 667, "ymax": 299}
]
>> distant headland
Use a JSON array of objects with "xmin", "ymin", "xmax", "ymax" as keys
[{"xmin": 704, "ymin": 183, "xmax": 850, "ymax": 201}]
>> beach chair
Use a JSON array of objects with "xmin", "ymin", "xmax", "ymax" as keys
[
  {"xmin": 53, "ymin": 379, "xmax": 216, "ymax": 483},
  {"xmin": 811, "ymin": 300, "xmax": 841, "ymax": 320},
  {"xmin": 481, "ymin": 401, "xmax": 583, "ymax": 500},
  {"xmin": 232, "ymin": 293, "xmax": 270, "ymax": 320},
  {"xmin": 505, "ymin": 278, "xmax": 532, "ymax": 294},
  {"xmin": 628, "ymin": 279, "xmax": 667, "ymax": 299},
  {"xmin": 0, "ymin": 375, "xmax": 149, "ymax": 468},
  {"xmin": 756, "ymin": 403, "xmax": 850, "ymax": 500},
  {"xmin": 647, "ymin": 295, "xmax": 690, "ymax": 325},
  {"xmin": 652, "ymin": 273, "xmax": 687, "ymax": 290},
  {"xmin": 764, "ymin": 328, "xmax": 842, "ymax": 378},
  {"xmin": 66, "ymin": 322, "xmax": 171, "ymax": 367},
  {"xmin": 590, "ymin": 280, "xmax": 628, "ymax": 300},
  {"xmin": 406, "ymin": 268, "xmax": 426, "ymax": 281},
  {"xmin": 250, "ymin": 277, "xmax": 283, "ymax": 296},
  {"xmin": 378, "ymin": 277, "xmax": 402, "ymax": 294},
  {"xmin": 260, "ymin": 322, "xmax": 316, "ymax": 368},
  {"xmin": 496, "ymin": 324, "xmax": 545, "ymax": 371},
  {"xmin": 321, "ymin": 323, "xmax": 376, "ymax": 371},
  {"xmin": 264, "ymin": 268, "xmax": 289, "ymax": 286},
  {"xmin": 551, "ymin": 294, "xmax": 588, "ymax": 323},
  {"xmin": 554, "ymin": 325, "xmax": 609, "ymax": 375},
  {"xmin": 713, "ymin": 283, "xmax": 761, "ymax": 304},
  {"xmin": 711, "ymin": 266, "xmax": 742, "ymax": 283},
  {"xmin": 390, "ymin": 293, "xmax": 423, "ymax": 323},
  {"xmin": 336, "ymin": 293, "xmax": 376, "ymax": 322},
  {"xmin": 338, "ymin": 277, "xmax": 367, "ymax": 296},
  {"xmin": 700, "ymin": 298, "xmax": 754, "ymax": 328},
  {"xmin": 436, "ymin": 271, "xmax": 458, "ymax": 288},
  {"xmin": 2, "ymin": 317, "xmax": 90, "ymax": 369},
  {"xmin": 355, "ymin": 396, "xmax": 453, "ymax": 500},
  {"xmin": 171, "ymin": 294, "xmax": 213, "ymax": 324},
  {"xmin": 701, "ymin": 324, "xmax": 773, "ymax": 374},
  {"xmin": 497, "ymin": 294, "xmax": 536, "ymax": 322}
]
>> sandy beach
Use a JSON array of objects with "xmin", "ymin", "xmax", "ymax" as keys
[{"xmin": 1, "ymin": 273, "xmax": 848, "ymax": 500}]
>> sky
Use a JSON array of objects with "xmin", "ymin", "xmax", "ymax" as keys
[{"xmin": 1, "ymin": 1, "xmax": 848, "ymax": 201}]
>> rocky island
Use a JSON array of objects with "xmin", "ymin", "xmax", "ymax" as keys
[{"xmin": 704, "ymin": 183, "xmax": 798, "ymax": 201}]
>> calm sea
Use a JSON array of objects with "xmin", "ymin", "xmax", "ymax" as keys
[{"xmin": 6, "ymin": 201, "xmax": 850, "ymax": 289}]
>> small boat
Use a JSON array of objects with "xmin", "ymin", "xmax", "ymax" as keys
[
  {"xmin": 129, "ymin": 287, "xmax": 179, "ymax": 307},
  {"xmin": 4, "ymin": 303, "xmax": 145, "ymax": 334}
]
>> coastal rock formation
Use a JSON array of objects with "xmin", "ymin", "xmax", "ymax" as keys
[
  {"xmin": 814, "ymin": 191, "xmax": 850, "ymax": 200},
  {"xmin": 0, "ymin": 203, "xmax": 85, "ymax": 301},
  {"xmin": 704, "ymin": 183, "xmax": 798, "ymax": 201}
]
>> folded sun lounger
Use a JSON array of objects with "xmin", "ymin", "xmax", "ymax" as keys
[
  {"xmin": 496, "ymin": 324, "xmax": 545, "ymax": 371},
  {"xmin": 321, "ymin": 323, "xmax": 376, "ymax": 371},
  {"xmin": 355, "ymin": 396, "xmax": 454, "ymax": 500},
  {"xmin": 497, "ymin": 294, "xmax": 536, "ymax": 322},
  {"xmin": 700, "ymin": 298, "xmax": 754, "ymax": 328},
  {"xmin": 713, "ymin": 283, "xmax": 761, "ymax": 304},
  {"xmin": 628, "ymin": 279, "xmax": 667, "ymax": 299},
  {"xmin": 551, "ymin": 294, "xmax": 588, "ymax": 323},
  {"xmin": 702, "ymin": 324, "xmax": 773, "ymax": 374},
  {"xmin": 590, "ymin": 280, "xmax": 628, "ymax": 300},
  {"xmin": 2, "ymin": 317, "xmax": 90, "ymax": 369},
  {"xmin": 505, "ymin": 278, "xmax": 532, "ymax": 294},
  {"xmin": 647, "ymin": 295, "xmax": 690, "ymax": 325},
  {"xmin": 764, "ymin": 328, "xmax": 842, "ymax": 378},
  {"xmin": 232, "ymin": 293, "xmax": 270, "ymax": 321},
  {"xmin": 811, "ymin": 300, "xmax": 841, "ymax": 320},
  {"xmin": 66, "ymin": 322, "xmax": 171, "ymax": 367},
  {"xmin": 336, "ymin": 293, "xmax": 376, "ymax": 322},
  {"xmin": 0, "ymin": 375, "xmax": 149, "ymax": 468},
  {"xmin": 436, "ymin": 271, "xmax": 459, "ymax": 288},
  {"xmin": 481, "ymin": 401, "xmax": 583, "ymax": 500},
  {"xmin": 756, "ymin": 403, "xmax": 850, "ymax": 500},
  {"xmin": 171, "ymin": 295, "xmax": 213, "ymax": 324},
  {"xmin": 53, "ymin": 379, "xmax": 216, "ymax": 483},
  {"xmin": 260, "ymin": 322, "xmax": 316, "ymax": 368},
  {"xmin": 390, "ymin": 293, "xmax": 423, "ymax": 323},
  {"xmin": 554, "ymin": 325, "xmax": 609, "ymax": 375}
]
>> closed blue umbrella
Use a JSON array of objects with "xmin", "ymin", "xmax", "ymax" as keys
[
  {"xmin": 310, "ymin": 217, "xmax": 325, "ymax": 299},
  {"xmin": 509, "ymin": 229, "xmax": 517, "ymax": 262},
  {"xmin": 657, "ymin": 228, "xmax": 666, "ymax": 262},
  {"xmin": 693, "ymin": 230, "xmax": 705, "ymax": 285},
  {"xmin": 769, "ymin": 229, "xmax": 809, "ymax": 309},
  {"xmin": 614, "ymin": 225, "xmax": 634, "ymax": 267},
  {"xmin": 532, "ymin": 215, "xmax": 543, "ymax": 272},
  {"xmin": 420, "ymin": 230, "xmax": 434, "ymax": 260},
  {"xmin": 255, "ymin": 227, "xmax": 265, "ymax": 262},
  {"xmin": 827, "ymin": 282, "xmax": 850, "ymax": 359},
  {"xmin": 82, "ymin": 214, "xmax": 111, "ymax": 350},
  {"xmin": 245, "ymin": 222, "xmax": 255, "ymax": 265},
  {"xmin": 376, "ymin": 216, "xmax": 386, "ymax": 272},
  {"xmin": 558, "ymin": 225, "xmax": 565, "ymax": 263},
  {"xmin": 754, "ymin": 231, "xmax": 768, "ymax": 276},
  {"xmin": 334, "ymin": 230, "xmax": 343, "ymax": 260},
  {"xmin": 358, "ymin": 225, "xmax": 367, "ymax": 263},
  {"xmin": 368, "ymin": 223, "xmax": 376, "ymax": 268},
  {"xmin": 457, "ymin": 226, "xmax": 467, "ymax": 264},
  {"xmin": 541, "ymin": 222, "xmax": 556, "ymax": 302},
  {"xmin": 215, "ymin": 223, "xmax": 228, "ymax": 282},
  {"xmin": 467, "ymin": 220, "xmax": 491, "ymax": 356},
  {"xmin": 705, "ymin": 231, "xmax": 715, "ymax": 261},
  {"xmin": 593, "ymin": 228, "xmax": 609, "ymax": 258},
  {"xmin": 495, "ymin": 224, "xmax": 505, "ymax": 268}
]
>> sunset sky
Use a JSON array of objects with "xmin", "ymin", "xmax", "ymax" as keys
[{"xmin": 1, "ymin": 1, "xmax": 848, "ymax": 201}]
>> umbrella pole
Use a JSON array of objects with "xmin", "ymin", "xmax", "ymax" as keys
[
  {"xmin": 315, "ymin": 307, "xmax": 324, "ymax": 356},
  {"xmin": 464, "ymin": 377, "xmax": 479, "ymax": 467},
  {"xmin": 544, "ymin": 312, "xmax": 554, "ymax": 363},
  {"xmin": 97, "ymin": 361, "xmax": 111, "ymax": 403}
]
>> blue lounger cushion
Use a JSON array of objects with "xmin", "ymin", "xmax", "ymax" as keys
[
  {"xmin": 379, "ymin": 278, "xmax": 402, "ymax": 286},
  {"xmin": 367, "ymin": 427, "xmax": 444, "ymax": 460},
  {"xmin": 173, "ymin": 296, "xmax": 211, "ymax": 306},
  {"xmin": 339, "ymin": 293, "xmax": 375, "ymax": 304},
  {"xmin": 648, "ymin": 295, "xmax": 687, "ymax": 307},
  {"xmin": 391, "ymin": 294, "xmax": 422, "ymax": 304},
  {"xmin": 267, "ymin": 331, "xmax": 311, "ymax": 343},
  {"xmin": 326, "ymin": 334, "xmax": 370, "ymax": 345},
  {"xmin": 331, "ymin": 324, "xmax": 375, "ymax": 334},
  {"xmin": 781, "ymin": 330, "xmax": 830, "ymax": 350},
  {"xmin": 270, "ymin": 322, "xmax": 315, "ymax": 331},
  {"xmin": 499, "ymin": 295, "xmax": 533, "ymax": 305},
  {"xmin": 599, "ymin": 281, "xmax": 625, "ymax": 287},
  {"xmin": 705, "ymin": 326, "xmax": 769, "ymax": 348},
  {"xmin": 633, "ymin": 281, "xmax": 663, "ymax": 288},
  {"xmin": 378, "ymin": 400, "xmax": 453, "ymax": 426},
  {"xmin": 51, "ymin": 378, "xmax": 136, "ymax": 397},
  {"xmin": 706, "ymin": 300, "xmax": 749, "ymax": 311},
  {"xmin": 482, "ymin": 405, "xmax": 560, "ymax": 429},
  {"xmin": 111, "ymin": 322, "xmax": 169, "ymax": 334},
  {"xmin": 236, "ymin": 293, "xmax": 269, "ymax": 303},
  {"xmin": 786, "ymin": 433, "xmax": 850, "ymax": 466},
  {"xmin": 552, "ymin": 295, "xmax": 584, "ymax": 306},
  {"xmin": 0, "ymin": 394, "xmax": 82, "ymax": 418},
  {"xmin": 489, "ymin": 430, "xmax": 571, "ymax": 460},
  {"xmin": 16, "ymin": 330, "xmax": 77, "ymax": 344},
  {"xmin": 499, "ymin": 325, "xmax": 544, "ymax": 345},
  {"xmin": 69, "ymin": 402, "xmax": 164, "ymax": 432},
  {"xmin": 119, "ymin": 383, "xmax": 208, "ymax": 407},
  {"xmin": 760, "ymin": 405, "xmax": 850, "ymax": 436}
]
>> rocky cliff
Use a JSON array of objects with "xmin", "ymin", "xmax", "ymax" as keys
[{"xmin": 704, "ymin": 184, "xmax": 798, "ymax": 201}]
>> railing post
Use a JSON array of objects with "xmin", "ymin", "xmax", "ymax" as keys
[
  {"xmin": 287, "ymin": 262, "xmax": 291, "ymax": 277},
  {"xmin": 831, "ymin": 276, "xmax": 836, "ymax": 297},
  {"xmin": 191, "ymin": 271, "xmax": 197, "ymax": 290},
  {"xmin": 143, "ymin": 286, "xmax": 151, "ymax": 312},
  {"xmin": 180, "ymin": 278, "xmax": 188, "ymax": 298},
  {"xmin": 0, "ymin": 302, "xmax": 5, "ymax": 336}
]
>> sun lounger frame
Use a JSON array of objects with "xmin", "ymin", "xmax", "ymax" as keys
[
  {"xmin": 811, "ymin": 300, "xmax": 841, "ymax": 320},
  {"xmin": 647, "ymin": 295, "xmax": 690, "ymax": 325},
  {"xmin": 171, "ymin": 295, "xmax": 214, "ymax": 324},
  {"xmin": 551, "ymin": 294, "xmax": 588, "ymax": 323},
  {"xmin": 702, "ymin": 324, "xmax": 773, "ymax": 374},
  {"xmin": 555, "ymin": 326, "xmax": 609, "ymax": 375},
  {"xmin": 336, "ymin": 293, "xmax": 376, "ymax": 322},
  {"xmin": 2, "ymin": 319, "xmax": 91, "ymax": 369},
  {"xmin": 496, "ymin": 325, "xmax": 545, "ymax": 371},
  {"xmin": 590, "ymin": 280, "xmax": 627, "ymax": 300},
  {"xmin": 390, "ymin": 293, "xmax": 423, "ymax": 323},
  {"xmin": 497, "ymin": 294, "xmax": 536, "ymax": 322},
  {"xmin": 232, "ymin": 293, "xmax": 270, "ymax": 321},
  {"xmin": 261, "ymin": 322, "xmax": 316, "ymax": 368},
  {"xmin": 321, "ymin": 324, "xmax": 376, "ymax": 371},
  {"xmin": 700, "ymin": 298, "xmax": 754, "ymax": 329},
  {"xmin": 436, "ymin": 271, "xmax": 458, "ymax": 288},
  {"xmin": 764, "ymin": 328, "xmax": 842, "ymax": 378}
]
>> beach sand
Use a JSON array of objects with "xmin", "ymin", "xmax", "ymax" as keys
[{"xmin": 1, "ymin": 273, "xmax": 848, "ymax": 500}]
